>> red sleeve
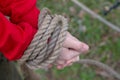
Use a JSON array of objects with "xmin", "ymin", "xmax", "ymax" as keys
[{"xmin": 0, "ymin": 0, "xmax": 40, "ymax": 60}]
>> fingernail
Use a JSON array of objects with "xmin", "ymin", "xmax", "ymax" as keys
[
  {"xmin": 66, "ymin": 60, "xmax": 71, "ymax": 64},
  {"xmin": 57, "ymin": 65, "xmax": 64, "ymax": 70},
  {"xmin": 57, "ymin": 66, "xmax": 61, "ymax": 69},
  {"xmin": 82, "ymin": 43, "xmax": 89, "ymax": 52}
]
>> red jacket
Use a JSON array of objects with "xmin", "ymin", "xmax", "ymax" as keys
[{"xmin": 0, "ymin": 0, "xmax": 40, "ymax": 60}]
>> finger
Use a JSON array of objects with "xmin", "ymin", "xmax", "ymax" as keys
[
  {"xmin": 73, "ymin": 56, "xmax": 80, "ymax": 62},
  {"xmin": 59, "ymin": 48, "xmax": 80, "ymax": 60},
  {"xmin": 66, "ymin": 49, "xmax": 80, "ymax": 60},
  {"xmin": 63, "ymin": 32, "xmax": 89, "ymax": 52},
  {"xmin": 75, "ymin": 56, "xmax": 80, "ymax": 62},
  {"xmin": 66, "ymin": 56, "xmax": 79, "ymax": 64},
  {"xmin": 67, "ymin": 32, "xmax": 89, "ymax": 53},
  {"xmin": 60, "ymin": 58, "xmax": 78, "ymax": 68},
  {"xmin": 62, "ymin": 56, "xmax": 80, "ymax": 68},
  {"xmin": 57, "ymin": 65, "xmax": 63, "ymax": 69},
  {"xmin": 55, "ymin": 59, "xmax": 66, "ymax": 65},
  {"xmin": 55, "ymin": 58, "xmax": 66, "ymax": 65},
  {"xmin": 56, "ymin": 63, "xmax": 66, "ymax": 69},
  {"xmin": 55, "ymin": 60, "xmax": 66, "ymax": 69},
  {"xmin": 57, "ymin": 63, "xmax": 68, "ymax": 69},
  {"xmin": 67, "ymin": 63, "xmax": 73, "ymax": 66},
  {"xmin": 56, "ymin": 56, "xmax": 79, "ymax": 69}
]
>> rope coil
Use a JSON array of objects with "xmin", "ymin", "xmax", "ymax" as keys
[
  {"xmin": 17, "ymin": 8, "xmax": 120, "ymax": 80},
  {"xmin": 18, "ymin": 8, "xmax": 68, "ymax": 69}
]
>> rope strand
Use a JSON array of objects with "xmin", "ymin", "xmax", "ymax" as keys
[{"xmin": 18, "ymin": 8, "xmax": 68, "ymax": 69}]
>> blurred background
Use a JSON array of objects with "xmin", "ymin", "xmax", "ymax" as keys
[{"xmin": 36, "ymin": 0, "xmax": 120, "ymax": 80}]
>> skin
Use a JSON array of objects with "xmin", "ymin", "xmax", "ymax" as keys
[{"xmin": 49, "ymin": 32, "xmax": 89, "ymax": 69}]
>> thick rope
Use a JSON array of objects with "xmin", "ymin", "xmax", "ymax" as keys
[
  {"xmin": 19, "ymin": 8, "xmax": 68, "ymax": 69},
  {"xmin": 77, "ymin": 59, "xmax": 120, "ymax": 79},
  {"xmin": 17, "ymin": 8, "xmax": 120, "ymax": 80}
]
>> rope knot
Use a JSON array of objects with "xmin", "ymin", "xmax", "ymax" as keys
[{"xmin": 18, "ymin": 8, "xmax": 68, "ymax": 69}]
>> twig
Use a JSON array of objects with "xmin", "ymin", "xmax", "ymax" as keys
[
  {"xmin": 71, "ymin": 0, "xmax": 120, "ymax": 32},
  {"xmin": 77, "ymin": 59, "xmax": 120, "ymax": 80}
]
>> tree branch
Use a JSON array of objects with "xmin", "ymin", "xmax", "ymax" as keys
[{"xmin": 71, "ymin": 0, "xmax": 120, "ymax": 32}]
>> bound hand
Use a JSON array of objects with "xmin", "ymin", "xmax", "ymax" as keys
[{"xmin": 55, "ymin": 32, "xmax": 89, "ymax": 69}]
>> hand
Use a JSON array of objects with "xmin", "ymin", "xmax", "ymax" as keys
[{"xmin": 55, "ymin": 32, "xmax": 89, "ymax": 69}]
